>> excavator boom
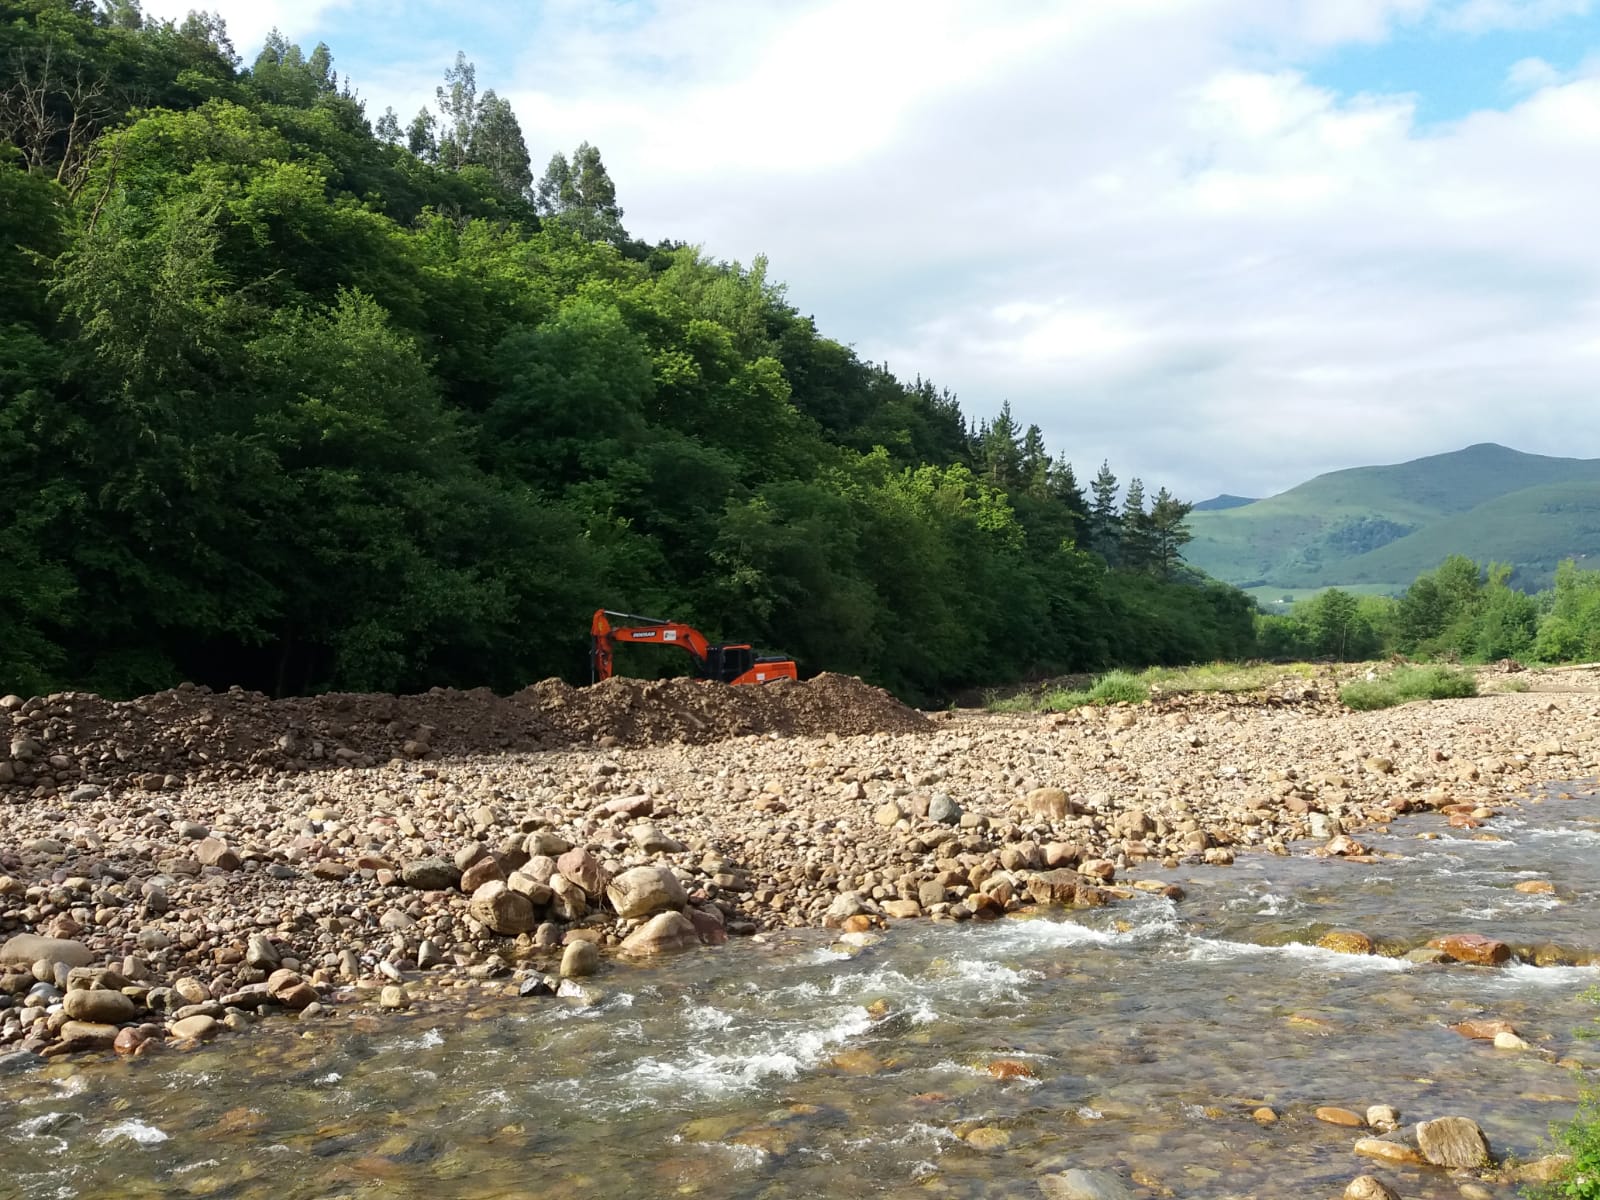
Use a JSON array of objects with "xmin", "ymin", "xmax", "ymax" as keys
[{"xmin": 590, "ymin": 608, "xmax": 798, "ymax": 686}]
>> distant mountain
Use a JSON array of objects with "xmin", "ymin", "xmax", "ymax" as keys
[
  {"xmin": 1186, "ymin": 444, "xmax": 1600, "ymax": 592},
  {"xmin": 1192, "ymin": 494, "xmax": 1257, "ymax": 512}
]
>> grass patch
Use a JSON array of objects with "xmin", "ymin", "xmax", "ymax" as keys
[
  {"xmin": 987, "ymin": 669, "xmax": 1151, "ymax": 712},
  {"xmin": 1137, "ymin": 660, "xmax": 1320, "ymax": 695},
  {"xmin": 1338, "ymin": 665, "xmax": 1478, "ymax": 711}
]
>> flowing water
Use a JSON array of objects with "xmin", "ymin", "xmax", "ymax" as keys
[{"xmin": 7, "ymin": 785, "xmax": 1600, "ymax": 1199}]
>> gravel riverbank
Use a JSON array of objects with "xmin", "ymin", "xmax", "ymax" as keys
[{"xmin": 2, "ymin": 669, "xmax": 1597, "ymax": 1061}]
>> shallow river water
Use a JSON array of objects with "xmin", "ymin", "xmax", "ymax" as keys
[{"xmin": 7, "ymin": 785, "xmax": 1600, "ymax": 1200}]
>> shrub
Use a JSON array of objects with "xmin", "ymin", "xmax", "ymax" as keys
[
  {"xmin": 1339, "ymin": 665, "xmax": 1478, "ymax": 711},
  {"xmin": 1085, "ymin": 670, "xmax": 1150, "ymax": 706}
]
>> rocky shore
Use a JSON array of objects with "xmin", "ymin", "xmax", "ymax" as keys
[{"xmin": 2, "ymin": 668, "xmax": 1598, "ymax": 1067}]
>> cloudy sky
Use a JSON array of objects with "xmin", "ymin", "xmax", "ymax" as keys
[{"xmin": 140, "ymin": 0, "xmax": 1600, "ymax": 501}]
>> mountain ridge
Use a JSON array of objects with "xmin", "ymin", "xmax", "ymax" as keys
[{"xmin": 1185, "ymin": 443, "xmax": 1600, "ymax": 592}]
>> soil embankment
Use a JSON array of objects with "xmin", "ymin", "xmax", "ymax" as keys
[{"xmin": 1, "ymin": 668, "xmax": 1597, "ymax": 1061}]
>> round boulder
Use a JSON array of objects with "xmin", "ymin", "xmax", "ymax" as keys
[{"xmin": 606, "ymin": 866, "xmax": 688, "ymax": 920}]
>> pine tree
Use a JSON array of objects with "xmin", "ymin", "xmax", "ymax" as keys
[
  {"xmin": 406, "ymin": 108, "xmax": 437, "ymax": 160},
  {"xmin": 1048, "ymin": 455, "xmax": 1087, "ymax": 526},
  {"xmin": 1088, "ymin": 461, "xmax": 1120, "ymax": 563},
  {"xmin": 1020, "ymin": 423, "xmax": 1049, "ymax": 496},
  {"xmin": 981, "ymin": 401, "xmax": 1023, "ymax": 490},
  {"xmin": 1148, "ymin": 487, "xmax": 1194, "ymax": 579},
  {"xmin": 1119, "ymin": 477, "xmax": 1153, "ymax": 570}
]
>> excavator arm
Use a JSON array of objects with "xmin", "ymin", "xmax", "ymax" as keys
[{"xmin": 591, "ymin": 609, "xmax": 711, "ymax": 682}]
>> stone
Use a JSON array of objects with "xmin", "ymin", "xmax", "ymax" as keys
[
  {"xmin": 1318, "ymin": 930, "xmax": 1374, "ymax": 955},
  {"xmin": 1416, "ymin": 1116, "xmax": 1493, "ymax": 1168},
  {"xmin": 524, "ymin": 831, "xmax": 572, "ymax": 858},
  {"xmin": 401, "ymin": 857, "xmax": 461, "ymax": 891},
  {"xmin": 469, "ymin": 880, "xmax": 538, "ymax": 936},
  {"xmin": 1427, "ymin": 933, "xmax": 1511, "ymax": 966},
  {"xmin": 62, "ymin": 988, "xmax": 136, "ymax": 1024},
  {"xmin": 561, "ymin": 940, "xmax": 599, "ymax": 978},
  {"xmin": 172, "ymin": 977, "xmax": 212, "ymax": 1005},
  {"xmin": 1315, "ymin": 1106, "xmax": 1364, "ymax": 1127},
  {"xmin": 170, "ymin": 1014, "xmax": 221, "ymax": 1041},
  {"xmin": 1451, "ymin": 1018, "xmax": 1516, "ymax": 1041},
  {"xmin": 628, "ymin": 824, "xmax": 685, "ymax": 854},
  {"xmin": 505, "ymin": 871, "xmax": 553, "ymax": 906},
  {"xmin": 379, "ymin": 985, "xmax": 410, "ymax": 1010},
  {"xmin": 0, "ymin": 935, "xmax": 92, "ymax": 969},
  {"xmin": 1493, "ymin": 1030, "xmax": 1531, "ymax": 1051},
  {"xmin": 245, "ymin": 934, "xmax": 281, "ymax": 970},
  {"xmin": 1516, "ymin": 879, "xmax": 1557, "ymax": 895},
  {"xmin": 874, "ymin": 800, "xmax": 904, "ymax": 827},
  {"xmin": 459, "ymin": 855, "xmax": 506, "ymax": 894},
  {"xmin": 556, "ymin": 847, "xmax": 610, "ymax": 898},
  {"xmin": 195, "ymin": 837, "xmax": 241, "ymax": 871},
  {"xmin": 1353, "ymin": 1138, "xmax": 1422, "ymax": 1166},
  {"xmin": 1038, "ymin": 1168, "xmax": 1135, "ymax": 1200},
  {"xmin": 1343, "ymin": 1176, "xmax": 1399, "ymax": 1200},
  {"xmin": 606, "ymin": 866, "xmax": 688, "ymax": 920},
  {"xmin": 58, "ymin": 1020, "xmax": 119, "ymax": 1049},
  {"xmin": 918, "ymin": 880, "xmax": 947, "ymax": 907},
  {"xmin": 1026, "ymin": 869, "xmax": 1079, "ymax": 906},
  {"xmin": 928, "ymin": 794, "xmax": 961, "ymax": 824},
  {"xmin": 1365, "ymin": 1105, "xmax": 1401, "ymax": 1133},
  {"xmin": 882, "ymin": 899, "xmax": 922, "ymax": 919},
  {"xmin": 685, "ymin": 906, "xmax": 727, "ymax": 945},
  {"xmin": 619, "ymin": 911, "xmax": 700, "ymax": 956},
  {"xmin": 964, "ymin": 1126, "xmax": 1010, "ymax": 1150}
]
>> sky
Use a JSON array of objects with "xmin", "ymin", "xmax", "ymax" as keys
[{"xmin": 138, "ymin": 0, "xmax": 1600, "ymax": 502}]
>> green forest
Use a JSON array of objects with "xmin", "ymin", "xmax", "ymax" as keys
[{"xmin": 0, "ymin": 0, "xmax": 1258, "ymax": 702}]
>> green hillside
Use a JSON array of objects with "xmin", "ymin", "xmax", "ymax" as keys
[{"xmin": 1187, "ymin": 444, "xmax": 1600, "ymax": 590}]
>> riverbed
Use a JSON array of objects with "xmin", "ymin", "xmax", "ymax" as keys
[{"xmin": 5, "ymin": 784, "xmax": 1598, "ymax": 1199}]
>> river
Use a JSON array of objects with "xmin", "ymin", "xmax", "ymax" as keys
[{"xmin": 5, "ymin": 784, "xmax": 1599, "ymax": 1199}]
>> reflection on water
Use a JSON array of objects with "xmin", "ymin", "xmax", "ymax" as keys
[{"xmin": 3, "ymin": 785, "xmax": 1599, "ymax": 1199}]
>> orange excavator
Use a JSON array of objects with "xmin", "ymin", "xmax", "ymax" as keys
[{"xmin": 590, "ymin": 608, "xmax": 799, "ymax": 686}]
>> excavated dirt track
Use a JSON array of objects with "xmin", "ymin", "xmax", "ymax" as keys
[{"xmin": 0, "ymin": 673, "xmax": 929, "ymax": 794}]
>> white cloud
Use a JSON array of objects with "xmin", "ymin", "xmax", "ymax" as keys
[
  {"xmin": 138, "ymin": 0, "xmax": 1600, "ymax": 501},
  {"xmin": 140, "ymin": 0, "xmax": 351, "ymax": 59}
]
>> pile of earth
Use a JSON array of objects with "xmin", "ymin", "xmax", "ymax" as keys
[
  {"xmin": 516, "ymin": 672, "xmax": 930, "ymax": 745},
  {"xmin": 0, "ymin": 673, "xmax": 929, "ymax": 794}
]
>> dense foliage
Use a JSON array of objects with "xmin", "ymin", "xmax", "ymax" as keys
[
  {"xmin": 0, "ymin": 1, "xmax": 1253, "ymax": 701},
  {"xmin": 1256, "ymin": 554, "xmax": 1600, "ymax": 667}
]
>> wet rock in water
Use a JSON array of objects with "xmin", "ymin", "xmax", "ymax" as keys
[
  {"xmin": 1513, "ymin": 1154, "xmax": 1575, "ymax": 1183},
  {"xmin": 1038, "ymin": 1168, "xmax": 1135, "ymax": 1200},
  {"xmin": 1316, "ymin": 1106, "xmax": 1364, "ymax": 1127},
  {"xmin": 1427, "ymin": 933, "xmax": 1511, "ymax": 966},
  {"xmin": 1353, "ymin": 1137, "xmax": 1423, "ymax": 1166},
  {"xmin": 1026, "ymin": 870, "xmax": 1079, "ymax": 906},
  {"xmin": 1451, "ymin": 1018, "xmax": 1516, "ymax": 1041},
  {"xmin": 519, "ymin": 975, "xmax": 556, "ymax": 998},
  {"xmin": 1516, "ymin": 879, "xmax": 1556, "ymax": 895},
  {"xmin": 57, "ymin": 1020, "xmax": 119, "ymax": 1049},
  {"xmin": 1365, "ymin": 1105, "xmax": 1401, "ymax": 1133},
  {"xmin": 469, "ymin": 880, "xmax": 537, "ymax": 935},
  {"xmin": 379, "ymin": 984, "xmax": 410, "ymax": 1010},
  {"xmin": 62, "ymin": 988, "xmax": 136, "ymax": 1024},
  {"xmin": 560, "ymin": 940, "xmax": 599, "ymax": 979},
  {"xmin": 170, "ymin": 1014, "xmax": 221, "ymax": 1041},
  {"xmin": 1416, "ymin": 1115, "xmax": 1493, "ymax": 1168},
  {"xmin": 1318, "ymin": 930, "xmax": 1374, "ymax": 955},
  {"xmin": 1404, "ymin": 946, "xmax": 1452, "ymax": 965},
  {"xmin": 619, "ymin": 911, "xmax": 699, "ymax": 956},
  {"xmin": 964, "ymin": 1125, "xmax": 1010, "ymax": 1149},
  {"xmin": 1493, "ymin": 1030, "xmax": 1531, "ymax": 1051},
  {"xmin": 0, "ymin": 935, "xmax": 93, "ymax": 970},
  {"xmin": 1344, "ymin": 1176, "xmax": 1399, "ymax": 1200},
  {"xmin": 606, "ymin": 866, "xmax": 688, "ymax": 920},
  {"xmin": 401, "ymin": 857, "xmax": 461, "ymax": 891}
]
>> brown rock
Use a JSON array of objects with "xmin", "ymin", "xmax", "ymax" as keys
[
  {"xmin": 1451, "ymin": 1018, "xmax": 1516, "ymax": 1041},
  {"xmin": 1026, "ymin": 869, "xmax": 1078, "ymax": 906},
  {"xmin": 1428, "ymin": 933, "xmax": 1512, "ymax": 966},
  {"xmin": 556, "ymin": 847, "xmax": 610, "ymax": 898},
  {"xmin": 1315, "ymin": 1106, "xmax": 1364, "ymax": 1127},
  {"xmin": 605, "ymin": 866, "xmax": 688, "ymax": 920},
  {"xmin": 460, "ymin": 855, "xmax": 506, "ymax": 894},
  {"xmin": 470, "ymin": 880, "xmax": 538, "ymax": 935},
  {"xmin": 170, "ymin": 1014, "xmax": 221, "ymax": 1041},
  {"xmin": 1416, "ymin": 1115, "xmax": 1492, "ymax": 1168},
  {"xmin": 0, "ymin": 935, "xmax": 93, "ymax": 969},
  {"xmin": 58, "ymin": 1020, "xmax": 119, "ymax": 1049},
  {"xmin": 619, "ymin": 911, "xmax": 699, "ymax": 956},
  {"xmin": 882, "ymin": 899, "xmax": 922, "ymax": 919},
  {"xmin": 1318, "ymin": 930, "xmax": 1374, "ymax": 955},
  {"xmin": 987, "ymin": 1059, "xmax": 1036, "ymax": 1080},
  {"xmin": 62, "ymin": 988, "xmax": 136, "ymax": 1024},
  {"xmin": 195, "ymin": 837, "xmax": 242, "ymax": 871},
  {"xmin": 1515, "ymin": 880, "xmax": 1556, "ymax": 895},
  {"xmin": 1344, "ymin": 1176, "xmax": 1399, "ymax": 1200},
  {"xmin": 1023, "ymin": 787, "xmax": 1072, "ymax": 820},
  {"xmin": 1353, "ymin": 1138, "xmax": 1422, "ymax": 1166}
]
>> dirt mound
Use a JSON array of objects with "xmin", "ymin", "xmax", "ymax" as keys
[
  {"xmin": 1, "ymin": 673, "xmax": 928, "ymax": 795},
  {"xmin": 516, "ymin": 672, "xmax": 929, "ymax": 746}
]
